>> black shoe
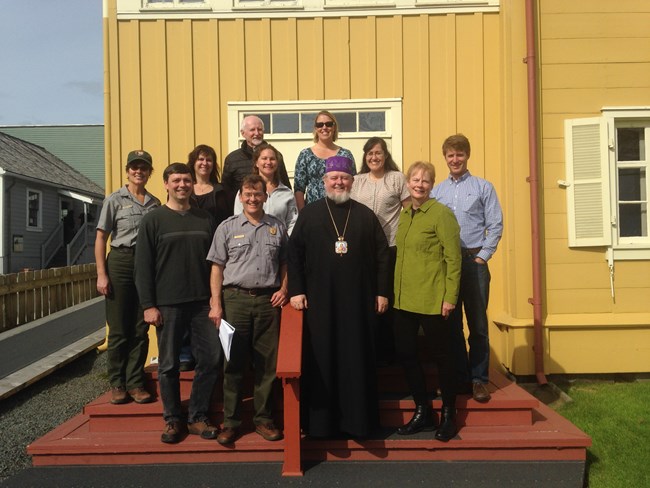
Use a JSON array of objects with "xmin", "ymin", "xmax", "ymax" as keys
[
  {"xmin": 435, "ymin": 406, "xmax": 457, "ymax": 442},
  {"xmin": 179, "ymin": 360, "xmax": 195, "ymax": 372},
  {"xmin": 397, "ymin": 404, "xmax": 436, "ymax": 435}
]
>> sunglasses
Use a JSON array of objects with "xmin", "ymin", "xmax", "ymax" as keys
[{"xmin": 315, "ymin": 121, "xmax": 335, "ymax": 128}]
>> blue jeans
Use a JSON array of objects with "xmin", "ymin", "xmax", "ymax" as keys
[
  {"xmin": 156, "ymin": 301, "xmax": 222, "ymax": 424},
  {"xmin": 450, "ymin": 255, "xmax": 491, "ymax": 385}
]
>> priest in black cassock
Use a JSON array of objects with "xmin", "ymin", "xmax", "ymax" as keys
[{"xmin": 288, "ymin": 155, "xmax": 391, "ymax": 438}]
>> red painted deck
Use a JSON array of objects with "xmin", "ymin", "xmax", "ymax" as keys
[{"xmin": 28, "ymin": 305, "xmax": 591, "ymax": 475}]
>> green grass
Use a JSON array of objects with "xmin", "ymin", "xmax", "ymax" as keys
[{"xmin": 552, "ymin": 379, "xmax": 650, "ymax": 488}]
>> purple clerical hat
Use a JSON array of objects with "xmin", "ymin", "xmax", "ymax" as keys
[{"xmin": 325, "ymin": 156, "xmax": 354, "ymax": 175}]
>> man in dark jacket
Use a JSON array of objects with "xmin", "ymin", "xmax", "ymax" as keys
[{"xmin": 222, "ymin": 115, "xmax": 291, "ymax": 193}]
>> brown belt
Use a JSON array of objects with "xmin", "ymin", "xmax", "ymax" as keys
[
  {"xmin": 112, "ymin": 247, "xmax": 135, "ymax": 255},
  {"xmin": 224, "ymin": 285, "xmax": 278, "ymax": 296},
  {"xmin": 461, "ymin": 247, "xmax": 482, "ymax": 258}
]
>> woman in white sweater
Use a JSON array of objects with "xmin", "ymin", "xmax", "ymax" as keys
[{"xmin": 234, "ymin": 143, "xmax": 298, "ymax": 235}]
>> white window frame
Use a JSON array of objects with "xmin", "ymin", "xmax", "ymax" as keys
[
  {"xmin": 120, "ymin": 0, "xmax": 499, "ymax": 18},
  {"xmin": 564, "ymin": 107, "xmax": 650, "ymax": 260},
  {"xmin": 141, "ymin": 0, "xmax": 210, "ymax": 11},
  {"xmin": 227, "ymin": 98, "xmax": 403, "ymax": 165},
  {"xmin": 26, "ymin": 189, "xmax": 43, "ymax": 232}
]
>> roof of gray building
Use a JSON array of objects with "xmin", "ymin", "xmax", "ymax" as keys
[
  {"xmin": 0, "ymin": 132, "xmax": 103, "ymax": 197},
  {"xmin": 0, "ymin": 125, "xmax": 105, "ymax": 189}
]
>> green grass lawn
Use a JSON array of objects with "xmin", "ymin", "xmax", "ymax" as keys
[{"xmin": 552, "ymin": 379, "xmax": 650, "ymax": 488}]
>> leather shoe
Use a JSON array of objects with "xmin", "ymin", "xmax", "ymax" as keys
[
  {"xmin": 472, "ymin": 382, "xmax": 491, "ymax": 403},
  {"xmin": 128, "ymin": 387, "xmax": 153, "ymax": 404},
  {"xmin": 256, "ymin": 422, "xmax": 283, "ymax": 441},
  {"xmin": 217, "ymin": 427, "xmax": 239, "ymax": 445},
  {"xmin": 161, "ymin": 421, "xmax": 187, "ymax": 444},
  {"xmin": 110, "ymin": 386, "xmax": 128, "ymax": 405},
  {"xmin": 397, "ymin": 405, "xmax": 436, "ymax": 435},
  {"xmin": 188, "ymin": 420, "xmax": 220, "ymax": 440},
  {"xmin": 179, "ymin": 360, "xmax": 195, "ymax": 372},
  {"xmin": 435, "ymin": 406, "xmax": 457, "ymax": 442}
]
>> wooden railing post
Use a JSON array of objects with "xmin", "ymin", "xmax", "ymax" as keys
[{"xmin": 276, "ymin": 304, "xmax": 304, "ymax": 476}]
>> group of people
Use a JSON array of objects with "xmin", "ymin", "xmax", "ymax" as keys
[{"xmin": 95, "ymin": 109, "xmax": 503, "ymax": 446}]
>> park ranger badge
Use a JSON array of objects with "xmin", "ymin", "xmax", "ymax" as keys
[{"xmin": 269, "ymin": 226, "xmax": 277, "ymax": 235}]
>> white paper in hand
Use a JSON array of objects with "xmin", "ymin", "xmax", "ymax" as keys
[{"xmin": 219, "ymin": 319, "xmax": 236, "ymax": 362}]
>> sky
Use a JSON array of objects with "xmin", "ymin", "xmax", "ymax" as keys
[{"xmin": 0, "ymin": 0, "xmax": 103, "ymax": 126}]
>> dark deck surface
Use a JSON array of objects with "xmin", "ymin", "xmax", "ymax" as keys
[
  {"xmin": 2, "ymin": 460, "xmax": 587, "ymax": 488},
  {"xmin": 0, "ymin": 297, "xmax": 105, "ymax": 399}
]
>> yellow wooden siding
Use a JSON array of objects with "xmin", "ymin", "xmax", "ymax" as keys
[
  {"xmin": 192, "ymin": 20, "xmax": 223, "ymax": 152},
  {"xmin": 540, "ymin": 0, "xmax": 650, "ymax": 15},
  {"xmin": 541, "ymin": 12, "xmax": 650, "ymax": 39},
  {"xmin": 538, "ymin": 0, "xmax": 650, "ymax": 337},
  {"xmin": 542, "ymin": 63, "xmax": 650, "ymax": 90},
  {"xmin": 107, "ymin": 1, "xmax": 650, "ymax": 374},
  {"xmin": 107, "ymin": 12, "xmax": 506, "ymax": 192},
  {"xmin": 140, "ymin": 21, "xmax": 170, "ymax": 167},
  {"xmin": 270, "ymin": 18, "xmax": 299, "ymax": 100},
  {"xmin": 549, "ymin": 328, "xmax": 650, "ymax": 373}
]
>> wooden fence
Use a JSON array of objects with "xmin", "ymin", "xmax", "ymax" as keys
[{"xmin": 0, "ymin": 264, "xmax": 99, "ymax": 333}]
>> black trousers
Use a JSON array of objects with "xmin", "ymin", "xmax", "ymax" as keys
[{"xmin": 393, "ymin": 309, "xmax": 456, "ymax": 408}]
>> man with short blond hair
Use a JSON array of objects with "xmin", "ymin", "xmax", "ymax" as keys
[{"xmin": 430, "ymin": 134, "xmax": 503, "ymax": 403}]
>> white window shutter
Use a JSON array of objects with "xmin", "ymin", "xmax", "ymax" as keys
[{"xmin": 564, "ymin": 117, "xmax": 612, "ymax": 247}]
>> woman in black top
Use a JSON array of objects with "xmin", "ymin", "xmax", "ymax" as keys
[
  {"xmin": 179, "ymin": 144, "xmax": 233, "ymax": 371},
  {"xmin": 188, "ymin": 144, "xmax": 233, "ymax": 227}
]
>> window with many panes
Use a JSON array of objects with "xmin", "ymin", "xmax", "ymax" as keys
[
  {"xmin": 564, "ymin": 108, "xmax": 650, "ymax": 259},
  {"xmin": 243, "ymin": 110, "xmax": 387, "ymax": 136}
]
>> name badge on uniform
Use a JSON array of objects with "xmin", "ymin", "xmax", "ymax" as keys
[
  {"xmin": 269, "ymin": 226, "xmax": 277, "ymax": 236},
  {"xmin": 234, "ymin": 234, "xmax": 245, "ymax": 239}
]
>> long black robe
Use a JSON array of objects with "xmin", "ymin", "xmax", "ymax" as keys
[{"xmin": 288, "ymin": 197, "xmax": 390, "ymax": 437}]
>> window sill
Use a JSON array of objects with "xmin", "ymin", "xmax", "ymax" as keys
[{"xmin": 611, "ymin": 247, "xmax": 650, "ymax": 261}]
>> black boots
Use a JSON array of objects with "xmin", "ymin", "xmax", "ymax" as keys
[
  {"xmin": 397, "ymin": 404, "xmax": 436, "ymax": 435},
  {"xmin": 434, "ymin": 406, "xmax": 457, "ymax": 442}
]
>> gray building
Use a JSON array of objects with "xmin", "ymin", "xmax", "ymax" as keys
[
  {"xmin": 0, "ymin": 125, "xmax": 104, "ymax": 189},
  {"xmin": 0, "ymin": 132, "xmax": 104, "ymax": 273}
]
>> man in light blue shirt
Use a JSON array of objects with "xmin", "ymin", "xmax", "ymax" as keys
[{"xmin": 430, "ymin": 134, "xmax": 503, "ymax": 403}]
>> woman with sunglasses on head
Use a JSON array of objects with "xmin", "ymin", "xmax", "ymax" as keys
[
  {"xmin": 234, "ymin": 143, "xmax": 298, "ymax": 235},
  {"xmin": 294, "ymin": 110, "xmax": 355, "ymax": 211},
  {"xmin": 351, "ymin": 137, "xmax": 410, "ymax": 364}
]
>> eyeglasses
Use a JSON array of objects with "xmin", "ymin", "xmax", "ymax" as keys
[{"xmin": 315, "ymin": 121, "xmax": 335, "ymax": 128}]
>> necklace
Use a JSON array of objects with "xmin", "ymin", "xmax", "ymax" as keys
[{"xmin": 325, "ymin": 198, "xmax": 351, "ymax": 256}]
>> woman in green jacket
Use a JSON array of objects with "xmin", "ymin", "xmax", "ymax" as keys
[{"xmin": 393, "ymin": 161, "xmax": 461, "ymax": 441}]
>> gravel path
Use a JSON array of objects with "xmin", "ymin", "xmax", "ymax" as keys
[{"xmin": 0, "ymin": 350, "xmax": 109, "ymax": 483}]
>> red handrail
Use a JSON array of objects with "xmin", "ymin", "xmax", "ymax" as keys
[{"xmin": 276, "ymin": 304, "xmax": 303, "ymax": 476}]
